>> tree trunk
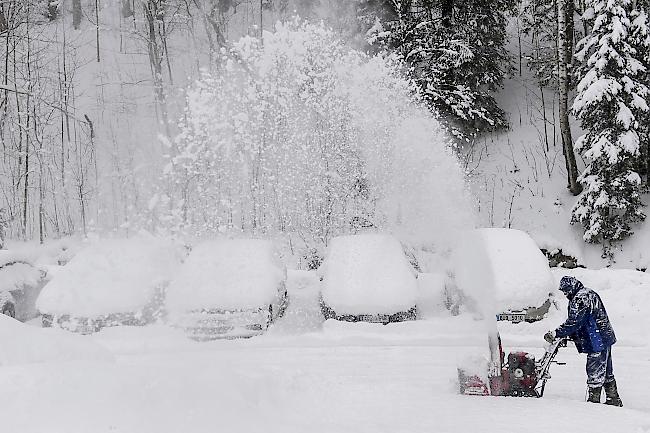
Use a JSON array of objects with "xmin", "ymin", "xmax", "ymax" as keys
[
  {"xmin": 557, "ymin": 0, "xmax": 582, "ymax": 195},
  {"xmin": 72, "ymin": 0, "xmax": 82, "ymax": 29},
  {"xmin": 45, "ymin": 0, "xmax": 59, "ymax": 21},
  {"xmin": 144, "ymin": 0, "xmax": 171, "ymax": 138},
  {"xmin": 95, "ymin": 0, "xmax": 100, "ymax": 62},
  {"xmin": 259, "ymin": 0, "xmax": 263, "ymax": 40},
  {"xmin": 36, "ymin": 107, "xmax": 44, "ymax": 244},
  {"xmin": 2, "ymin": 5, "xmax": 10, "ymax": 128},
  {"xmin": 23, "ymin": 4, "xmax": 32, "ymax": 240},
  {"xmin": 160, "ymin": 18, "xmax": 173, "ymax": 85},
  {"xmin": 61, "ymin": 24, "xmax": 72, "ymax": 233},
  {"xmin": 441, "ymin": 0, "xmax": 453, "ymax": 27},
  {"xmin": 0, "ymin": 8, "xmax": 8, "ymax": 34},
  {"xmin": 645, "ymin": 143, "xmax": 650, "ymax": 188},
  {"xmin": 565, "ymin": 0, "xmax": 575, "ymax": 88},
  {"xmin": 121, "ymin": 0, "xmax": 133, "ymax": 18}
]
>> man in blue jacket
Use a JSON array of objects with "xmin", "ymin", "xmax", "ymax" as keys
[{"xmin": 544, "ymin": 276, "xmax": 622, "ymax": 406}]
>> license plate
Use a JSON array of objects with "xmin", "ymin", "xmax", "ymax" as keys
[
  {"xmin": 198, "ymin": 317, "xmax": 228, "ymax": 326},
  {"xmin": 463, "ymin": 385, "xmax": 489, "ymax": 396},
  {"xmin": 74, "ymin": 324, "xmax": 97, "ymax": 334},
  {"xmin": 187, "ymin": 325, "xmax": 234, "ymax": 336},
  {"xmin": 359, "ymin": 315, "xmax": 386, "ymax": 323},
  {"xmin": 496, "ymin": 313, "xmax": 526, "ymax": 323}
]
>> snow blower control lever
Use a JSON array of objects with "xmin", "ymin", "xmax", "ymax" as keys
[{"xmin": 458, "ymin": 336, "xmax": 568, "ymax": 398}]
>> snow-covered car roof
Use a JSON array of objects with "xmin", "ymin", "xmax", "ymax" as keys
[
  {"xmin": 2, "ymin": 238, "xmax": 81, "ymax": 266},
  {"xmin": 165, "ymin": 239, "xmax": 286, "ymax": 313},
  {"xmin": 320, "ymin": 233, "xmax": 418, "ymax": 315},
  {"xmin": 36, "ymin": 237, "xmax": 183, "ymax": 317},
  {"xmin": 0, "ymin": 250, "xmax": 45, "ymax": 293},
  {"xmin": 453, "ymin": 228, "xmax": 553, "ymax": 312},
  {"xmin": 0, "ymin": 250, "xmax": 29, "ymax": 268},
  {"xmin": 0, "ymin": 289, "xmax": 14, "ymax": 306}
]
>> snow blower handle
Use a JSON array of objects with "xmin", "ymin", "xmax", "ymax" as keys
[
  {"xmin": 546, "ymin": 337, "xmax": 568, "ymax": 353},
  {"xmin": 552, "ymin": 337, "xmax": 568, "ymax": 364},
  {"xmin": 534, "ymin": 337, "xmax": 568, "ymax": 397},
  {"xmin": 544, "ymin": 330, "xmax": 555, "ymax": 343}
]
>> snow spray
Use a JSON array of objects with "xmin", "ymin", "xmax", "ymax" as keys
[{"xmin": 452, "ymin": 230, "xmax": 501, "ymax": 385}]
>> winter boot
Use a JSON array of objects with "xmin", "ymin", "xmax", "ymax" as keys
[
  {"xmin": 587, "ymin": 386, "xmax": 602, "ymax": 403},
  {"xmin": 604, "ymin": 380, "xmax": 623, "ymax": 407}
]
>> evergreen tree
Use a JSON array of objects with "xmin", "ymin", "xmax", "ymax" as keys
[
  {"xmin": 521, "ymin": 0, "xmax": 558, "ymax": 88},
  {"xmin": 361, "ymin": 0, "xmax": 516, "ymax": 142},
  {"xmin": 571, "ymin": 0, "xmax": 649, "ymax": 250},
  {"xmin": 629, "ymin": 3, "xmax": 650, "ymax": 185}
]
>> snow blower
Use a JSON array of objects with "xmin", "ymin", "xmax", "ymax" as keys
[{"xmin": 458, "ymin": 334, "xmax": 567, "ymax": 397}]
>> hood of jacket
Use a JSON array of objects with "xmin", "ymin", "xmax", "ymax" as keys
[{"xmin": 559, "ymin": 276, "xmax": 584, "ymax": 298}]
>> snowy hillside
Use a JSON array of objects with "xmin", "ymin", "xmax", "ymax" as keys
[{"xmin": 467, "ymin": 14, "xmax": 650, "ymax": 270}]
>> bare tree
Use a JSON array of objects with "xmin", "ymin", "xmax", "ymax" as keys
[
  {"xmin": 96, "ymin": 0, "xmax": 101, "ymax": 61},
  {"xmin": 72, "ymin": 0, "xmax": 82, "ymax": 29},
  {"xmin": 557, "ymin": 0, "xmax": 582, "ymax": 195},
  {"xmin": 122, "ymin": 0, "xmax": 134, "ymax": 18},
  {"xmin": 142, "ymin": 0, "xmax": 171, "ymax": 137}
]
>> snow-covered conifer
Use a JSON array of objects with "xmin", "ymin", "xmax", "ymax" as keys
[
  {"xmin": 361, "ymin": 0, "xmax": 515, "ymax": 142},
  {"xmin": 571, "ymin": 0, "xmax": 649, "ymax": 247},
  {"xmin": 629, "ymin": 4, "xmax": 650, "ymax": 185}
]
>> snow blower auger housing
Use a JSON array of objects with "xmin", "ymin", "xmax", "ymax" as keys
[{"xmin": 458, "ymin": 336, "xmax": 567, "ymax": 398}]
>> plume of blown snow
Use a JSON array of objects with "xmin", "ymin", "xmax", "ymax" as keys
[
  {"xmin": 170, "ymin": 20, "xmax": 476, "ymax": 253},
  {"xmin": 340, "ymin": 54, "xmax": 476, "ymax": 249}
]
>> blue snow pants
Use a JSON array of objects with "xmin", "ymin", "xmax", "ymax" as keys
[{"xmin": 586, "ymin": 346, "xmax": 615, "ymax": 388}]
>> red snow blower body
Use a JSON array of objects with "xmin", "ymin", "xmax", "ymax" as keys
[{"xmin": 458, "ymin": 335, "xmax": 567, "ymax": 398}]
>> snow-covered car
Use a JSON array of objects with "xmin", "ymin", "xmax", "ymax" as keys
[
  {"xmin": 0, "ymin": 251, "xmax": 48, "ymax": 320},
  {"xmin": 319, "ymin": 234, "xmax": 418, "ymax": 324},
  {"xmin": 165, "ymin": 239, "xmax": 288, "ymax": 340},
  {"xmin": 36, "ymin": 237, "xmax": 183, "ymax": 334},
  {"xmin": 0, "ymin": 290, "xmax": 15, "ymax": 318},
  {"xmin": 453, "ymin": 228, "xmax": 554, "ymax": 323}
]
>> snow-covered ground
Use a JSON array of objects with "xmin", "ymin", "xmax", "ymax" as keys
[{"xmin": 1, "ymin": 268, "xmax": 650, "ymax": 433}]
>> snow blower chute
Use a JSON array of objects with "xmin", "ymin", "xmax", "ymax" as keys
[{"xmin": 458, "ymin": 334, "xmax": 567, "ymax": 397}]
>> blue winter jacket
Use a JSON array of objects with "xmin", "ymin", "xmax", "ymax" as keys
[{"xmin": 554, "ymin": 276, "xmax": 616, "ymax": 354}]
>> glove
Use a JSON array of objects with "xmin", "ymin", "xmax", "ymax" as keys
[{"xmin": 544, "ymin": 330, "xmax": 556, "ymax": 343}]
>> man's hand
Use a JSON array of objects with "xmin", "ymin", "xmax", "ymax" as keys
[{"xmin": 544, "ymin": 330, "xmax": 556, "ymax": 343}]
